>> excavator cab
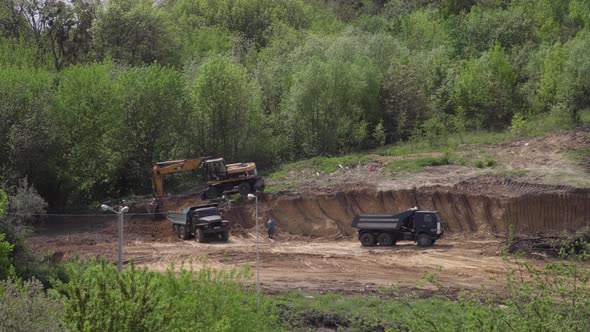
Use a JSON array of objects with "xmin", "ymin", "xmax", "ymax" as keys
[{"xmin": 203, "ymin": 158, "xmax": 228, "ymax": 181}]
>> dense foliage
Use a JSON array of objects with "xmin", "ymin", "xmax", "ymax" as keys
[
  {"xmin": 1, "ymin": 0, "xmax": 589, "ymax": 207},
  {"xmin": 51, "ymin": 261, "xmax": 280, "ymax": 332}
]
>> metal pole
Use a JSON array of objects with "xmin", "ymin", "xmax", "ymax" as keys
[
  {"xmin": 255, "ymin": 195, "xmax": 260, "ymax": 306},
  {"xmin": 118, "ymin": 210, "xmax": 123, "ymax": 272}
]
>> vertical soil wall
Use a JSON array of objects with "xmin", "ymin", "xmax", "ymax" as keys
[{"xmin": 224, "ymin": 179, "xmax": 590, "ymax": 236}]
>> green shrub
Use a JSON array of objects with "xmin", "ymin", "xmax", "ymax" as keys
[
  {"xmin": 0, "ymin": 232, "xmax": 14, "ymax": 279},
  {"xmin": 54, "ymin": 260, "xmax": 280, "ymax": 332},
  {"xmin": 0, "ymin": 278, "xmax": 64, "ymax": 332},
  {"xmin": 474, "ymin": 158, "xmax": 496, "ymax": 168}
]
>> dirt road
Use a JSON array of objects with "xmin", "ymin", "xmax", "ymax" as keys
[
  {"xmin": 129, "ymin": 236, "xmax": 511, "ymax": 293},
  {"xmin": 31, "ymin": 225, "xmax": 519, "ymax": 294}
]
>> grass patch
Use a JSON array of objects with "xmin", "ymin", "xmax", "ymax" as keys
[
  {"xmin": 566, "ymin": 147, "xmax": 590, "ymax": 163},
  {"xmin": 377, "ymin": 130, "xmax": 513, "ymax": 158},
  {"xmin": 388, "ymin": 155, "xmax": 451, "ymax": 171},
  {"xmin": 378, "ymin": 142, "xmax": 452, "ymax": 156},
  {"xmin": 474, "ymin": 158, "xmax": 497, "ymax": 168},
  {"xmin": 268, "ymin": 154, "xmax": 369, "ymax": 180}
]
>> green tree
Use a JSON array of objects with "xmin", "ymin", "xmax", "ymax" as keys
[
  {"xmin": 454, "ymin": 5, "xmax": 533, "ymax": 56},
  {"xmin": 284, "ymin": 57, "xmax": 372, "ymax": 156},
  {"xmin": 537, "ymin": 41, "xmax": 566, "ymax": 112},
  {"xmin": 188, "ymin": 56, "xmax": 263, "ymax": 161},
  {"xmin": 115, "ymin": 64, "xmax": 187, "ymax": 195},
  {"xmin": 451, "ymin": 44, "xmax": 518, "ymax": 129},
  {"xmin": 0, "ymin": 67, "xmax": 61, "ymax": 203},
  {"xmin": 0, "ymin": 0, "xmax": 30, "ymax": 39},
  {"xmin": 42, "ymin": 0, "xmax": 98, "ymax": 69},
  {"xmin": 54, "ymin": 62, "xmax": 120, "ymax": 204},
  {"xmin": 91, "ymin": 0, "xmax": 179, "ymax": 66},
  {"xmin": 381, "ymin": 64, "xmax": 431, "ymax": 143},
  {"xmin": 169, "ymin": 0, "xmax": 311, "ymax": 48}
]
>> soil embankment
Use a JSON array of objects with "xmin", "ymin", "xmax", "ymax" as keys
[{"xmin": 225, "ymin": 177, "xmax": 590, "ymax": 238}]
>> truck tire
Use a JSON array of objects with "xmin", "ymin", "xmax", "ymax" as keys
[
  {"xmin": 431, "ymin": 239, "xmax": 436, "ymax": 246},
  {"xmin": 179, "ymin": 225, "xmax": 189, "ymax": 240},
  {"xmin": 221, "ymin": 230, "xmax": 230, "ymax": 242},
  {"xmin": 417, "ymin": 234, "xmax": 432, "ymax": 247},
  {"xmin": 173, "ymin": 224, "xmax": 179, "ymax": 237},
  {"xmin": 378, "ymin": 233, "xmax": 394, "ymax": 246},
  {"xmin": 195, "ymin": 228, "xmax": 206, "ymax": 243},
  {"xmin": 238, "ymin": 182, "xmax": 251, "ymax": 196},
  {"xmin": 360, "ymin": 233, "xmax": 376, "ymax": 247}
]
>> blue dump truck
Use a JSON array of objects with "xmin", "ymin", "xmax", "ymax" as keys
[
  {"xmin": 352, "ymin": 208, "xmax": 444, "ymax": 247},
  {"xmin": 167, "ymin": 204, "xmax": 230, "ymax": 243}
]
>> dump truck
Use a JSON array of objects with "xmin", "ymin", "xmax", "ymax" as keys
[
  {"xmin": 351, "ymin": 208, "xmax": 444, "ymax": 247},
  {"xmin": 167, "ymin": 204, "xmax": 230, "ymax": 243}
]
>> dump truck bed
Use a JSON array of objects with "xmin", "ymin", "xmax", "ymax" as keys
[
  {"xmin": 352, "ymin": 214, "xmax": 403, "ymax": 230},
  {"xmin": 166, "ymin": 211, "xmax": 188, "ymax": 224},
  {"xmin": 351, "ymin": 209, "xmax": 415, "ymax": 230}
]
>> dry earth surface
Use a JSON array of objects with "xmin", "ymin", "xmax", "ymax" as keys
[{"xmin": 30, "ymin": 130, "xmax": 590, "ymax": 294}]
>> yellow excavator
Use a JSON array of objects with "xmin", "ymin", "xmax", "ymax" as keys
[{"xmin": 149, "ymin": 157, "xmax": 264, "ymax": 213}]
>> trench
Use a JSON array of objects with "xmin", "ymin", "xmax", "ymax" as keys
[{"xmin": 223, "ymin": 178, "xmax": 590, "ymax": 236}]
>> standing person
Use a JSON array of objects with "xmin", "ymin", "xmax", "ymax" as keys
[{"xmin": 267, "ymin": 213, "xmax": 276, "ymax": 239}]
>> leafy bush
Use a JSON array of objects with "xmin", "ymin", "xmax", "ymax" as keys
[
  {"xmin": 0, "ymin": 180, "xmax": 67, "ymax": 285},
  {"xmin": 0, "ymin": 232, "xmax": 14, "ymax": 280},
  {"xmin": 54, "ymin": 260, "xmax": 280, "ymax": 332},
  {"xmin": 0, "ymin": 278, "xmax": 64, "ymax": 332}
]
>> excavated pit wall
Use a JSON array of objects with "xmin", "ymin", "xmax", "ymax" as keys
[{"xmin": 224, "ymin": 178, "xmax": 590, "ymax": 236}]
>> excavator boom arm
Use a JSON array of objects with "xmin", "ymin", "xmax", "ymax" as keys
[{"xmin": 152, "ymin": 158, "xmax": 208, "ymax": 198}]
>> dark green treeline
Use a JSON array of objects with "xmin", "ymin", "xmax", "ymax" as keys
[{"xmin": 1, "ymin": 0, "xmax": 589, "ymax": 207}]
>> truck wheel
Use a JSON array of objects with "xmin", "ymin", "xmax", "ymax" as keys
[
  {"xmin": 238, "ymin": 182, "xmax": 251, "ymax": 196},
  {"xmin": 378, "ymin": 233, "xmax": 394, "ymax": 246},
  {"xmin": 173, "ymin": 224, "xmax": 179, "ymax": 237},
  {"xmin": 221, "ymin": 231, "xmax": 230, "ymax": 242},
  {"xmin": 195, "ymin": 228, "xmax": 206, "ymax": 243},
  {"xmin": 431, "ymin": 239, "xmax": 436, "ymax": 246},
  {"xmin": 360, "ymin": 233, "xmax": 376, "ymax": 247},
  {"xmin": 417, "ymin": 234, "xmax": 432, "ymax": 247},
  {"xmin": 179, "ymin": 225, "xmax": 189, "ymax": 240}
]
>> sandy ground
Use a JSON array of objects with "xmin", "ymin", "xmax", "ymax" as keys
[
  {"xmin": 31, "ymin": 224, "xmax": 525, "ymax": 294},
  {"xmin": 130, "ymin": 236, "xmax": 512, "ymax": 293}
]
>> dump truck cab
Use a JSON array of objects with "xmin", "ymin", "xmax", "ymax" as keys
[
  {"xmin": 167, "ymin": 204, "xmax": 231, "ymax": 243},
  {"xmin": 352, "ymin": 208, "xmax": 444, "ymax": 247}
]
